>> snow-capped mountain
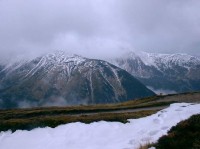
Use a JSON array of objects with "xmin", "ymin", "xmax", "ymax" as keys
[
  {"xmin": 110, "ymin": 51, "xmax": 200, "ymax": 94},
  {"xmin": 0, "ymin": 51, "xmax": 155, "ymax": 109}
]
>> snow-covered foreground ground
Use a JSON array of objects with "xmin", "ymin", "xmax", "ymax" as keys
[{"xmin": 0, "ymin": 103, "xmax": 200, "ymax": 149}]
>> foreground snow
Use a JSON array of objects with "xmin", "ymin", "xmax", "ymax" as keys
[{"xmin": 0, "ymin": 103, "xmax": 200, "ymax": 149}]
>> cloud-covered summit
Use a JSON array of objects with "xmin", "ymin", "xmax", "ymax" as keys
[{"xmin": 0, "ymin": 0, "xmax": 200, "ymax": 62}]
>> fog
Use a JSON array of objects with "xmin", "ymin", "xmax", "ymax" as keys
[
  {"xmin": 0, "ymin": 0, "xmax": 200, "ymax": 62},
  {"xmin": 147, "ymin": 86, "xmax": 177, "ymax": 95}
]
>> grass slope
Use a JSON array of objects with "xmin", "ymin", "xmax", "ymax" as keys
[{"xmin": 0, "ymin": 110, "xmax": 157, "ymax": 132}]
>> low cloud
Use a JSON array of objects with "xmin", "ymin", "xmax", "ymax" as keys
[
  {"xmin": 17, "ymin": 100, "xmax": 38, "ymax": 109},
  {"xmin": 147, "ymin": 86, "xmax": 177, "ymax": 95},
  {"xmin": 0, "ymin": 0, "xmax": 200, "ymax": 61},
  {"xmin": 16, "ymin": 96, "xmax": 89, "ymax": 109}
]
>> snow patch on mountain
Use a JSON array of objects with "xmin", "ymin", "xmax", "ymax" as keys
[
  {"xmin": 136, "ymin": 51, "xmax": 157, "ymax": 67},
  {"xmin": 118, "ymin": 51, "xmax": 200, "ymax": 69}
]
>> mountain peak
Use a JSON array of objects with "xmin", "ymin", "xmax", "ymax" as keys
[
  {"xmin": 44, "ymin": 50, "xmax": 86, "ymax": 65},
  {"xmin": 0, "ymin": 52, "xmax": 155, "ymax": 109},
  {"xmin": 121, "ymin": 51, "xmax": 200, "ymax": 67}
]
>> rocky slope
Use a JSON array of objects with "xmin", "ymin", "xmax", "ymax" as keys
[
  {"xmin": 0, "ymin": 51, "xmax": 155, "ymax": 109},
  {"xmin": 110, "ymin": 51, "xmax": 200, "ymax": 94}
]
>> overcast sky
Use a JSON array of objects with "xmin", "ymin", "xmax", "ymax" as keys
[{"xmin": 0, "ymin": 0, "xmax": 200, "ymax": 61}]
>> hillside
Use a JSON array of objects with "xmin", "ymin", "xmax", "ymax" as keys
[{"xmin": 152, "ymin": 114, "xmax": 200, "ymax": 149}]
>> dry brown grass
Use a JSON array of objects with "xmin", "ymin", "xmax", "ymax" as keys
[
  {"xmin": 138, "ymin": 142, "xmax": 153, "ymax": 149},
  {"xmin": 0, "ymin": 110, "xmax": 158, "ymax": 132},
  {"xmin": 154, "ymin": 114, "xmax": 200, "ymax": 149}
]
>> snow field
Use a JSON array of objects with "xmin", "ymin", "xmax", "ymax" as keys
[{"xmin": 0, "ymin": 103, "xmax": 200, "ymax": 149}]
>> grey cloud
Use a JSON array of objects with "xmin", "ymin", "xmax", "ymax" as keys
[
  {"xmin": 0, "ymin": 0, "xmax": 200, "ymax": 62},
  {"xmin": 115, "ymin": 0, "xmax": 200, "ymax": 54}
]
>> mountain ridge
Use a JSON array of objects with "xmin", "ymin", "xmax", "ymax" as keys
[
  {"xmin": 109, "ymin": 51, "xmax": 200, "ymax": 93},
  {"xmin": 0, "ymin": 51, "xmax": 155, "ymax": 109}
]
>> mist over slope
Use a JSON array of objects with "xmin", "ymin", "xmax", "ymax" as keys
[{"xmin": 0, "ymin": 51, "xmax": 155, "ymax": 109}]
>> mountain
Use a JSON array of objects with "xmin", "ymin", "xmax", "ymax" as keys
[
  {"xmin": 110, "ymin": 51, "xmax": 200, "ymax": 94},
  {"xmin": 0, "ymin": 51, "xmax": 155, "ymax": 109}
]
